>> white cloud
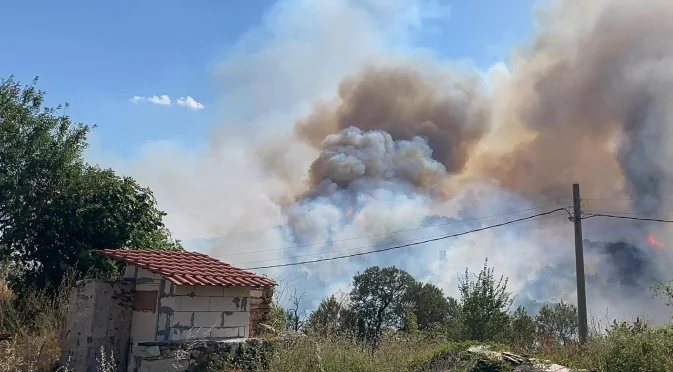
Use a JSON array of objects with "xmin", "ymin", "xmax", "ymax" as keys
[
  {"xmin": 129, "ymin": 94, "xmax": 172, "ymax": 105},
  {"xmin": 176, "ymin": 96, "xmax": 205, "ymax": 110}
]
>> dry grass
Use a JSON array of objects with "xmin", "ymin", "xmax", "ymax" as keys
[
  {"xmin": 265, "ymin": 333, "xmax": 447, "ymax": 372},
  {"xmin": 0, "ymin": 278, "xmax": 69, "ymax": 372}
]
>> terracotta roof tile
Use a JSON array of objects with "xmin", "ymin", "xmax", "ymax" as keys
[{"xmin": 96, "ymin": 249, "xmax": 276, "ymax": 288}]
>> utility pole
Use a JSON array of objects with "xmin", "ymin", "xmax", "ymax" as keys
[{"xmin": 572, "ymin": 183, "xmax": 588, "ymax": 344}]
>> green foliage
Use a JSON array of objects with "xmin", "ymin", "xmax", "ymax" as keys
[
  {"xmin": 592, "ymin": 321, "xmax": 673, "ymax": 372},
  {"xmin": 269, "ymin": 304, "xmax": 293, "ymax": 332},
  {"xmin": 458, "ymin": 258, "xmax": 513, "ymax": 342},
  {"xmin": 349, "ymin": 266, "xmax": 415, "ymax": 344},
  {"xmin": 0, "ymin": 76, "xmax": 181, "ymax": 294},
  {"xmin": 195, "ymin": 340, "xmax": 275, "ymax": 372},
  {"xmin": 509, "ymin": 306, "xmax": 536, "ymax": 350},
  {"xmin": 400, "ymin": 281, "xmax": 454, "ymax": 332},
  {"xmin": 305, "ymin": 294, "xmax": 356, "ymax": 337},
  {"xmin": 402, "ymin": 304, "xmax": 419, "ymax": 334},
  {"xmin": 535, "ymin": 301, "xmax": 578, "ymax": 346}
]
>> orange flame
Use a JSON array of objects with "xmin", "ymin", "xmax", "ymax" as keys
[{"xmin": 647, "ymin": 233, "xmax": 664, "ymax": 249}]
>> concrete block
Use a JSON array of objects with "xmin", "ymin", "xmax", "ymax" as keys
[
  {"xmin": 170, "ymin": 311, "xmax": 193, "ymax": 327},
  {"xmin": 211, "ymin": 327, "xmax": 240, "ymax": 338},
  {"xmin": 134, "ymin": 345, "xmax": 160, "ymax": 358},
  {"xmin": 194, "ymin": 285, "xmax": 224, "ymax": 297},
  {"xmin": 124, "ymin": 265, "xmax": 137, "ymax": 279},
  {"xmin": 136, "ymin": 268, "xmax": 157, "ymax": 279},
  {"xmin": 222, "ymin": 311, "xmax": 250, "ymax": 327},
  {"xmin": 193, "ymin": 311, "xmax": 224, "ymax": 328},
  {"xmin": 181, "ymin": 327, "xmax": 211, "ymax": 340},
  {"xmin": 222, "ymin": 286, "xmax": 251, "ymax": 297},
  {"xmin": 136, "ymin": 282, "xmax": 160, "ymax": 291},
  {"xmin": 209, "ymin": 297, "xmax": 247, "ymax": 312},
  {"xmin": 239, "ymin": 327, "xmax": 248, "ymax": 337},
  {"xmin": 176, "ymin": 296, "xmax": 210, "ymax": 311},
  {"xmin": 169, "ymin": 328, "xmax": 182, "ymax": 341},
  {"xmin": 131, "ymin": 311, "xmax": 158, "ymax": 342},
  {"xmin": 174, "ymin": 285, "xmax": 195, "ymax": 296},
  {"xmin": 159, "ymin": 296, "xmax": 177, "ymax": 310},
  {"xmin": 249, "ymin": 289, "xmax": 262, "ymax": 298},
  {"xmin": 157, "ymin": 312, "xmax": 169, "ymax": 332},
  {"xmin": 163, "ymin": 280, "xmax": 172, "ymax": 295}
]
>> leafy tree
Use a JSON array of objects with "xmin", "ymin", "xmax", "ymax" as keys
[
  {"xmin": 458, "ymin": 258, "xmax": 513, "ymax": 342},
  {"xmin": 349, "ymin": 266, "xmax": 415, "ymax": 345},
  {"xmin": 0, "ymin": 76, "xmax": 181, "ymax": 293},
  {"xmin": 535, "ymin": 301, "xmax": 579, "ymax": 346},
  {"xmin": 305, "ymin": 293, "xmax": 357, "ymax": 337},
  {"xmin": 510, "ymin": 306, "xmax": 537, "ymax": 350},
  {"xmin": 401, "ymin": 281, "xmax": 454, "ymax": 331}
]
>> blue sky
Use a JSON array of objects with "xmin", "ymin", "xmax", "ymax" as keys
[{"xmin": 1, "ymin": 0, "xmax": 537, "ymax": 158}]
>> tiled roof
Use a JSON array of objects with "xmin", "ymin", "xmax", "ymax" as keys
[{"xmin": 96, "ymin": 249, "xmax": 277, "ymax": 288}]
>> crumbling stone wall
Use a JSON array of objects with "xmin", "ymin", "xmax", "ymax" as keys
[
  {"xmin": 59, "ymin": 279, "xmax": 135, "ymax": 372},
  {"xmin": 129, "ymin": 338, "xmax": 272, "ymax": 372},
  {"xmin": 249, "ymin": 287, "xmax": 274, "ymax": 337}
]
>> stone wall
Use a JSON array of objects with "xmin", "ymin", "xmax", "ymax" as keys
[
  {"xmin": 249, "ymin": 287, "xmax": 274, "ymax": 337},
  {"xmin": 59, "ymin": 279, "xmax": 135, "ymax": 372},
  {"xmin": 128, "ymin": 338, "xmax": 272, "ymax": 372}
]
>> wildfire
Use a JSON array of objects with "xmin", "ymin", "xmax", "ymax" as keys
[{"xmin": 647, "ymin": 233, "xmax": 665, "ymax": 249}]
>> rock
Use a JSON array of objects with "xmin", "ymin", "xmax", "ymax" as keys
[
  {"xmin": 137, "ymin": 359, "xmax": 189, "ymax": 372},
  {"xmin": 467, "ymin": 345, "xmax": 573, "ymax": 372}
]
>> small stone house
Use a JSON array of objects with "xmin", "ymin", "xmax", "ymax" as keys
[{"xmin": 60, "ymin": 249, "xmax": 276, "ymax": 372}]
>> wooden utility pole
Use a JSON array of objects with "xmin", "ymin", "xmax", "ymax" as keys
[{"xmin": 572, "ymin": 183, "xmax": 588, "ymax": 343}]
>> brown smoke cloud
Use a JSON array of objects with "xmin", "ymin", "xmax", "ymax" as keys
[
  {"xmin": 293, "ymin": 66, "xmax": 490, "ymax": 188},
  {"xmin": 282, "ymin": 0, "xmax": 673, "ymax": 216}
]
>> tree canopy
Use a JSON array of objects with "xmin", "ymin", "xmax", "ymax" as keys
[{"xmin": 0, "ymin": 76, "xmax": 181, "ymax": 293}]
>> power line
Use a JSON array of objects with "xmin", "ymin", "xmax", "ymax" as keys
[
  {"xmin": 234, "ymin": 214, "xmax": 565, "ymax": 267},
  {"xmin": 242, "ymin": 208, "xmax": 568, "ymax": 270},
  {"xmin": 584, "ymin": 198, "xmax": 673, "ymax": 201},
  {"xmin": 583, "ymin": 210, "xmax": 673, "ymax": 216},
  {"xmin": 215, "ymin": 201, "xmax": 572, "ymax": 259},
  {"xmin": 582, "ymin": 213, "xmax": 673, "ymax": 223}
]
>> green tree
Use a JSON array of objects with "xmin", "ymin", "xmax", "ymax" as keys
[
  {"xmin": 350, "ymin": 266, "xmax": 415, "ymax": 345},
  {"xmin": 535, "ymin": 301, "xmax": 578, "ymax": 346},
  {"xmin": 401, "ymin": 281, "xmax": 454, "ymax": 332},
  {"xmin": 510, "ymin": 306, "xmax": 537, "ymax": 350},
  {"xmin": 0, "ymin": 76, "xmax": 181, "ymax": 293},
  {"xmin": 305, "ymin": 293, "xmax": 357, "ymax": 337},
  {"xmin": 458, "ymin": 258, "xmax": 513, "ymax": 342}
]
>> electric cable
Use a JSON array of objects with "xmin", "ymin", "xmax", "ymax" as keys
[
  {"xmin": 214, "ymin": 201, "xmax": 572, "ymax": 260},
  {"xmin": 242, "ymin": 208, "xmax": 568, "ymax": 270},
  {"xmin": 582, "ymin": 213, "xmax": 673, "ymax": 223},
  {"xmin": 234, "ymin": 214, "xmax": 565, "ymax": 267}
]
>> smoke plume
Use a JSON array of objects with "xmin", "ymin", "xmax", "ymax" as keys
[{"xmin": 94, "ymin": 0, "xmax": 673, "ymax": 321}]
